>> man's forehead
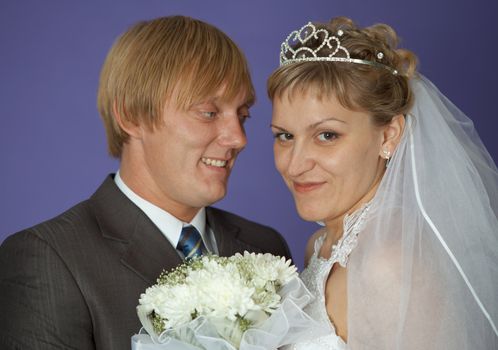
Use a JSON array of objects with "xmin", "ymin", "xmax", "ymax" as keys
[
  {"xmin": 165, "ymin": 78, "xmax": 254, "ymax": 111},
  {"xmin": 195, "ymin": 87, "xmax": 254, "ymax": 107}
]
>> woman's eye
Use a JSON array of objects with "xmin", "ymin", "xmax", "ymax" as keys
[
  {"xmin": 275, "ymin": 133, "xmax": 293, "ymax": 142},
  {"xmin": 317, "ymin": 132, "xmax": 338, "ymax": 142}
]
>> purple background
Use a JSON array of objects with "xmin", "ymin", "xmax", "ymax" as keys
[{"xmin": 1, "ymin": 0, "xmax": 497, "ymax": 269}]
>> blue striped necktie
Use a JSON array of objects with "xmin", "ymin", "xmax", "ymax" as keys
[{"xmin": 177, "ymin": 226, "xmax": 206, "ymax": 259}]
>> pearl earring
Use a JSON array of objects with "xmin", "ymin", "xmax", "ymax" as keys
[
  {"xmin": 382, "ymin": 149, "xmax": 391, "ymax": 168},
  {"xmin": 382, "ymin": 149, "xmax": 391, "ymax": 159}
]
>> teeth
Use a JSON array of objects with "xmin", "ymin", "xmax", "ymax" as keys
[{"xmin": 202, "ymin": 157, "xmax": 227, "ymax": 168}]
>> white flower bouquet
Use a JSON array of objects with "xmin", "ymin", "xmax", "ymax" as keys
[{"xmin": 131, "ymin": 252, "xmax": 325, "ymax": 350}]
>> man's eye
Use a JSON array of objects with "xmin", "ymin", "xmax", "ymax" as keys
[
  {"xmin": 239, "ymin": 114, "xmax": 250, "ymax": 124},
  {"xmin": 317, "ymin": 132, "xmax": 338, "ymax": 142},
  {"xmin": 201, "ymin": 111, "xmax": 216, "ymax": 118},
  {"xmin": 275, "ymin": 133, "xmax": 293, "ymax": 141}
]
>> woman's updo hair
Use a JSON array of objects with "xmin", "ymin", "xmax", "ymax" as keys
[{"xmin": 267, "ymin": 17, "xmax": 418, "ymax": 125}]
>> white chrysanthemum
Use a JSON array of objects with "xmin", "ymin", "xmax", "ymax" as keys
[
  {"xmin": 252, "ymin": 288, "xmax": 281, "ymax": 313},
  {"xmin": 138, "ymin": 285, "xmax": 162, "ymax": 314},
  {"xmin": 272, "ymin": 255, "xmax": 298, "ymax": 284},
  {"xmin": 241, "ymin": 252, "xmax": 297, "ymax": 287},
  {"xmin": 220, "ymin": 252, "xmax": 296, "ymax": 314},
  {"xmin": 139, "ymin": 283, "xmax": 198, "ymax": 329},
  {"xmin": 187, "ymin": 257, "xmax": 258, "ymax": 321},
  {"xmin": 138, "ymin": 252, "xmax": 299, "ymax": 338}
]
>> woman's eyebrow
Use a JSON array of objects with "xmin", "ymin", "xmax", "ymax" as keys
[{"xmin": 307, "ymin": 117, "xmax": 346, "ymax": 130}]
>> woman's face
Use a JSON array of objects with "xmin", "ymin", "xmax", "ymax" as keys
[{"xmin": 271, "ymin": 91, "xmax": 388, "ymax": 230}]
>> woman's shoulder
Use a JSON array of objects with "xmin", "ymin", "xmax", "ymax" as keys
[{"xmin": 304, "ymin": 227, "xmax": 327, "ymax": 267}]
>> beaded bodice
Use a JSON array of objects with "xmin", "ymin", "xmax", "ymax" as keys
[{"xmin": 284, "ymin": 204, "xmax": 370, "ymax": 350}]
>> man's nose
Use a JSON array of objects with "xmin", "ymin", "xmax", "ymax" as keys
[{"xmin": 218, "ymin": 115, "xmax": 247, "ymax": 150}]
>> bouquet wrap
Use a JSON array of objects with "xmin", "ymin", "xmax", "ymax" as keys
[
  {"xmin": 132, "ymin": 253, "xmax": 327, "ymax": 350},
  {"xmin": 132, "ymin": 277, "xmax": 326, "ymax": 349}
]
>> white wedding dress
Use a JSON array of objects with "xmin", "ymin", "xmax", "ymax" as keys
[
  {"xmin": 282, "ymin": 77, "xmax": 498, "ymax": 349},
  {"xmin": 284, "ymin": 205, "xmax": 370, "ymax": 350}
]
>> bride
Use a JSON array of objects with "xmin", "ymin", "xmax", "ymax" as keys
[{"xmin": 268, "ymin": 17, "xmax": 498, "ymax": 349}]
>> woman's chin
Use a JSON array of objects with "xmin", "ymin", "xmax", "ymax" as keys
[{"xmin": 295, "ymin": 206, "xmax": 327, "ymax": 223}]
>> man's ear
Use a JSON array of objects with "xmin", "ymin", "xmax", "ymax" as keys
[
  {"xmin": 112, "ymin": 100, "xmax": 142, "ymax": 138},
  {"xmin": 379, "ymin": 115, "xmax": 405, "ymax": 159}
]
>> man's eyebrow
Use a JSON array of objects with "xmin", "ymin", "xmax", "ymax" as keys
[{"xmin": 244, "ymin": 96, "xmax": 255, "ymax": 108}]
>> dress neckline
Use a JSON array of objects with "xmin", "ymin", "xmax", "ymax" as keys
[{"xmin": 315, "ymin": 202, "xmax": 371, "ymax": 267}]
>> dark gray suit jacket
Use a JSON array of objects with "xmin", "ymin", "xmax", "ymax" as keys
[{"xmin": 0, "ymin": 175, "xmax": 291, "ymax": 350}]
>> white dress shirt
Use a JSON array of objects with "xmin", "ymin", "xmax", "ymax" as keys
[{"xmin": 114, "ymin": 171, "xmax": 218, "ymax": 256}]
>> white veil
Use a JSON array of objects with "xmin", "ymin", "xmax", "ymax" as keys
[{"xmin": 347, "ymin": 75, "xmax": 498, "ymax": 349}]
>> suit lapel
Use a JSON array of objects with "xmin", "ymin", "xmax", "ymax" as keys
[
  {"xmin": 120, "ymin": 215, "xmax": 182, "ymax": 285},
  {"xmin": 91, "ymin": 175, "xmax": 181, "ymax": 285},
  {"xmin": 206, "ymin": 207, "xmax": 263, "ymax": 257},
  {"xmin": 91, "ymin": 176, "xmax": 264, "ymax": 286}
]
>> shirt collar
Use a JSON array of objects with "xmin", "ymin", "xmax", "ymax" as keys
[{"xmin": 114, "ymin": 171, "xmax": 206, "ymax": 248}]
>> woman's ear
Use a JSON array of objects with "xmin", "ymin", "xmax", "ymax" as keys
[
  {"xmin": 379, "ymin": 115, "xmax": 405, "ymax": 159},
  {"xmin": 112, "ymin": 100, "xmax": 142, "ymax": 139}
]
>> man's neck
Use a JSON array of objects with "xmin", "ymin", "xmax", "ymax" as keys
[{"xmin": 118, "ymin": 154, "xmax": 200, "ymax": 222}]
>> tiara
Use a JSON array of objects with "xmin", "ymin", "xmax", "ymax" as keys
[{"xmin": 280, "ymin": 22, "xmax": 398, "ymax": 75}]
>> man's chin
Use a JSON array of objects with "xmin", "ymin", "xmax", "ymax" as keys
[{"xmin": 198, "ymin": 187, "xmax": 227, "ymax": 207}]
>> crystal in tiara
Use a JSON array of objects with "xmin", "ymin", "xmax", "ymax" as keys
[{"xmin": 280, "ymin": 22, "xmax": 398, "ymax": 75}]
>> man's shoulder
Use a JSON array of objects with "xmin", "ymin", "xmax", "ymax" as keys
[
  {"xmin": 4, "ymin": 198, "xmax": 97, "ymax": 248},
  {"xmin": 207, "ymin": 206, "xmax": 278, "ymax": 234},
  {"xmin": 3, "ymin": 175, "xmax": 120, "ymax": 247},
  {"xmin": 207, "ymin": 207, "xmax": 292, "ymax": 260}
]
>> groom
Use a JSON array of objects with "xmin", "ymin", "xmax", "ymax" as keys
[{"xmin": 0, "ymin": 16, "xmax": 291, "ymax": 350}]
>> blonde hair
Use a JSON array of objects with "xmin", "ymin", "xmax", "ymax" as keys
[
  {"xmin": 268, "ymin": 17, "xmax": 418, "ymax": 125},
  {"xmin": 98, "ymin": 16, "xmax": 255, "ymax": 157}
]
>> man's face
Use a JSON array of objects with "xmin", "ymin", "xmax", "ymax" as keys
[{"xmin": 128, "ymin": 86, "xmax": 250, "ymax": 221}]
